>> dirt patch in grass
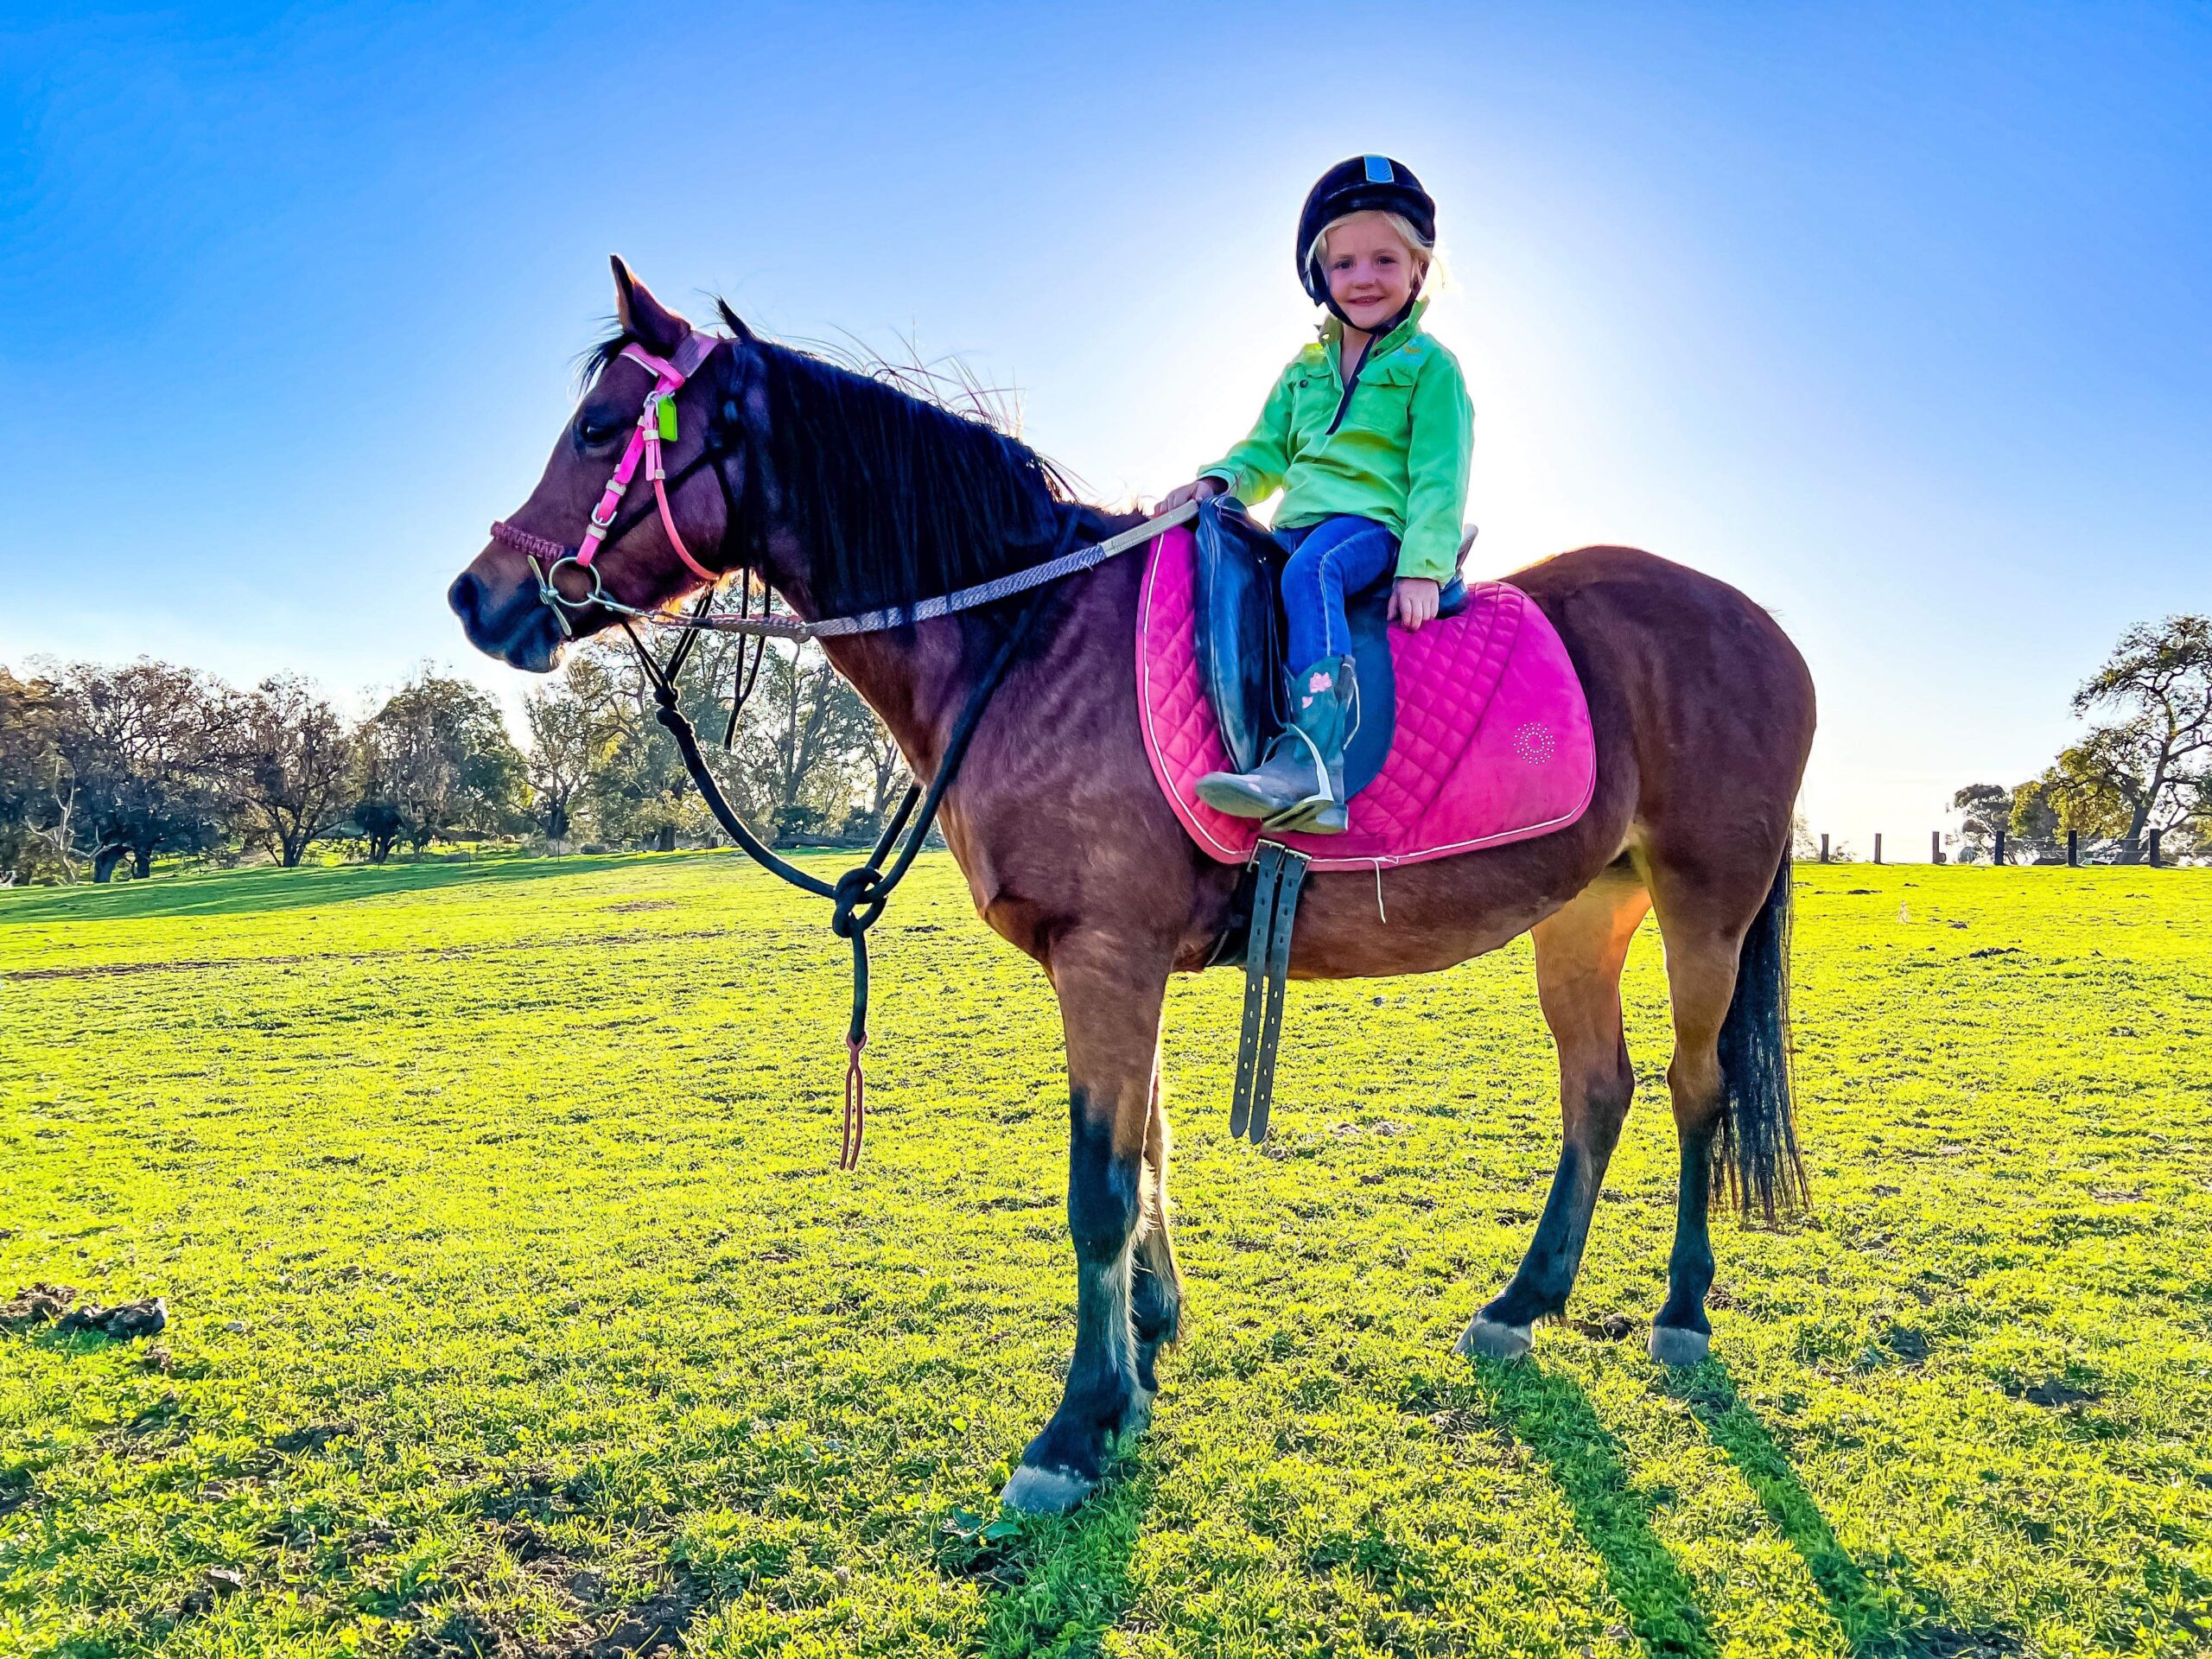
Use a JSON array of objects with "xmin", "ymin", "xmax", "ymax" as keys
[
  {"xmin": 2010, "ymin": 1377, "xmax": 2101, "ymax": 1408},
  {"xmin": 4, "ymin": 1286, "xmax": 171, "ymax": 1341},
  {"xmin": 269, "ymin": 1420, "xmax": 357, "ymax": 1455},
  {"xmin": 1569, "ymin": 1313, "xmax": 1640, "ymax": 1342},
  {"xmin": 1909, "ymin": 1624, "xmax": 2025, "ymax": 1657},
  {"xmin": 403, "ymin": 1530, "xmax": 707, "ymax": 1659},
  {"xmin": 0, "ymin": 1281, "xmax": 77, "ymax": 1330},
  {"xmin": 60, "ymin": 1296, "xmax": 168, "ymax": 1339}
]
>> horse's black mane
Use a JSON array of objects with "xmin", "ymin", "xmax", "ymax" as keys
[{"xmin": 585, "ymin": 310, "xmax": 1102, "ymax": 617}]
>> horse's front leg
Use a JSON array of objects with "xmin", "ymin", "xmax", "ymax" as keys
[{"xmin": 1000, "ymin": 931, "xmax": 1171, "ymax": 1516}]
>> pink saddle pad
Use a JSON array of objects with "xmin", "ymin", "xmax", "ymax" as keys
[{"xmin": 1136, "ymin": 524, "xmax": 1595, "ymax": 869}]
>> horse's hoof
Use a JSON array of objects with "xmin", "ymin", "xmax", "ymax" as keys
[
  {"xmin": 1457, "ymin": 1315, "xmax": 1533, "ymax": 1363},
  {"xmin": 999, "ymin": 1464, "xmax": 1096, "ymax": 1516},
  {"xmin": 1649, "ymin": 1323, "xmax": 1711, "ymax": 1367}
]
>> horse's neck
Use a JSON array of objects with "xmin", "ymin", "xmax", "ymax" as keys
[
  {"xmin": 819, "ymin": 626, "xmax": 975, "ymax": 782},
  {"xmin": 786, "ymin": 505, "xmax": 1141, "ymax": 785}
]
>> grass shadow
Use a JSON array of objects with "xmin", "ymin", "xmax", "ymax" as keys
[
  {"xmin": 0, "ymin": 849, "xmax": 752, "ymax": 925},
  {"xmin": 1664, "ymin": 1361, "xmax": 2023, "ymax": 1658},
  {"xmin": 1471, "ymin": 1357, "xmax": 1719, "ymax": 1658}
]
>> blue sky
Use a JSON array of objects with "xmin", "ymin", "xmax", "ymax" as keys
[{"xmin": 3, "ymin": 2, "xmax": 2206, "ymax": 852}]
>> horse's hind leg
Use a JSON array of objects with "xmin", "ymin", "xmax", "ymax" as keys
[
  {"xmin": 1128, "ymin": 1060, "xmax": 1182, "ymax": 1399},
  {"xmin": 1000, "ymin": 931, "xmax": 1171, "ymax": 1516},
  {"xmin": 1460, "ymin": 866, "xmax": 1650, "ymax": 1361},
  {"xmin": 1644, "ymin": 853, "xmax": 1799, "ymax": 1366}
]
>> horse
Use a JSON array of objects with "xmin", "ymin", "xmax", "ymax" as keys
[{"xmin": 448, "ymin": 258, "xmax": 1817, "ymax": 1516}]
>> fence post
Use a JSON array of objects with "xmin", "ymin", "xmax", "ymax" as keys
[
  {"xmin": 2066, "ymin": 830, "xmax": 2078, "ymax": 867},
  {"xmin": 2150, "ymin": 829, "xmax": 2162, "ymax": 868},
  {"xmin": 1932, "ymin": 830, "xmax": 1943, "ymax": 864},
  {"xmin": 1873, "ymin": 833, "xmax": 1883, "ymax": 865},
  {"xmin": 1993, "ymin": 829, "xmax": 2006, "ymax": 867},
  {"xmin": 1820, "ymin": 834, "xmax": 1830, "ymax": 864}
]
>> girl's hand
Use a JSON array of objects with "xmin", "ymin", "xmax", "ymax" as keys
[
  {"xmin": 1389, "ymin": 577, "xmax": 1441, "ymax": 632},
  {"xmin": 1157, "ymin": 476, "xmax": 1224, "ymax": 513}
]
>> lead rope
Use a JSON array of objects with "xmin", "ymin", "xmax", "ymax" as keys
[{"xmin": 632, "ymin": 576, "xmax": 1050, "ymax": 1168}]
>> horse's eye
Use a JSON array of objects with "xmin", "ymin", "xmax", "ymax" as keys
[{"xmin": 573, "ymin": 404, "xmax": 624, "ymax": 449}]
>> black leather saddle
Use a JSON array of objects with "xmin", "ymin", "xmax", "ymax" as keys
[{"xmin": 1192, "ymin": 495, "xmax": 1467, "ymax": 791}]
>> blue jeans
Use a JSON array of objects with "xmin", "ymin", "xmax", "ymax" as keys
[{"xmin": 1278, "ymin": 515, "xmax": 1400, "ymax": 670}]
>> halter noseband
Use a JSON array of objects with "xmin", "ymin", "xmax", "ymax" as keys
[{"xmin": 490, "ymin": 329, "xmax": 728, "ymax": 632}]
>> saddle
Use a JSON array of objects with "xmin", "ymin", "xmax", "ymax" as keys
[
  {"xmin": 1141, "ymin": 503, "xmax": 1598, "ymax": 1145},
  {"xmin": 1193, "ymin": 496, "xmax": 1470, "ymax": 789}
]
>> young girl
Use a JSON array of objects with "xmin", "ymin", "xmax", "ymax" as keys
[{"xmin": 1160, "ymin": 156, "xmax": 1472, "ymax": 834}]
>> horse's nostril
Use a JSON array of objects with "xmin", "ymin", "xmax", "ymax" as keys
[{"xmin": 448, "ymin": 572, "xmax": 482, "ymax": 627}]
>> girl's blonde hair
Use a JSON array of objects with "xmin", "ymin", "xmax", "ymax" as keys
[{"xmin": 1306, "ymin": 210, "xmax": 1440, "ymax": 290}]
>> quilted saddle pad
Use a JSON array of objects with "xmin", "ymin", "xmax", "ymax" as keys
[{"xmin": 1136, "ymin": 524, "xmax": 1597, "ymax": 870}]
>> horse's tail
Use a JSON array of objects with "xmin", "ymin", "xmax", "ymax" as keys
[{"xmin": 1713, "ymin": 852, "xmax": 1808, "ymax": 1220}]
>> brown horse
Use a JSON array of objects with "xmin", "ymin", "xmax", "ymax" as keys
[{"xmin": 450, "ymin": 260, "xmax": 1817, "ymax": 1515}]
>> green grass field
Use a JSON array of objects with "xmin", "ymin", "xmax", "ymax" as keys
[{"xmin": 3, "ymin": 855, "xmax": 2209, "ymax": 1659}]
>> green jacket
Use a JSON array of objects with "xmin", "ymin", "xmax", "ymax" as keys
[{"xmin": 1201, "ymin": 299, "xmax": 1473, "ymax": 584}]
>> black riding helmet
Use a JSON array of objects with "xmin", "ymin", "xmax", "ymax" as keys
[{"xmin": 1296, "ymin": 156, "xmax": 1437, "ymax": 331}]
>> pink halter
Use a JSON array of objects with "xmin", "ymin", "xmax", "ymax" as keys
[{"xmin": 492, "ymin": 329, "xmax": 723, "ymax": 589}]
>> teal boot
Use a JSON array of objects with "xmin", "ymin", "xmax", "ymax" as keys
[{"xmin": 1195, "ymin": 657, "xmax": 1353, "ymax": 834}]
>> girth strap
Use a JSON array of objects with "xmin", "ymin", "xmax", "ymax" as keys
[{"xmin": 1230, "ymin": 841, "xmax": 1311, "ymax": 1144}]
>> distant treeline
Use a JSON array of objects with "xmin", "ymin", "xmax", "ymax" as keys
[
  {"xmin": 4, "ymin": 610, "xmax": 2205, "ymax": 885},
  {"xmin": 0, "ymin": 632, "xmax": 906, "ymax": 885},
  {"xmin": 1941, "ymin": 613, "xmax": 2209, "ymax": 867},
  {"xmin": 1789, "ymin": 613, "xmax": 2210, "ymax": 868}
]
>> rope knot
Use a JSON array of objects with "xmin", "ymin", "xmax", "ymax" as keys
[{"xmin": 830, "ymin": 865, "xmax": 888, "ymax": 938}]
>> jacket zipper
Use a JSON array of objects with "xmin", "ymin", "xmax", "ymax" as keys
[{"xmin": 1322, "ymin": 317, "xmax": 1409, "ymax": 436}]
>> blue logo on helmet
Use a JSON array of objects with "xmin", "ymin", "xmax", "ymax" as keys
[{"xmin": 1363, "ymin": 156, "xmax": 1393, "ymax": 184}]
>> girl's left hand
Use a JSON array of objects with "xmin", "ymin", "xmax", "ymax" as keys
[{"xmin": 1389, "ymin": 577, "xmax": 1441, "ymax": 632}]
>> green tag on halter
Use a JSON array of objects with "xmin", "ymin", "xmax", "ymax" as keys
[{"xmin": 657, "ymin": 397, "xmax": 678, "ymax": 442}]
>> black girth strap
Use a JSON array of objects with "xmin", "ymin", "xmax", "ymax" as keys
[{"xmin": 1229, "ymin": 841, "xmax": 1311, "ymax": 1144}]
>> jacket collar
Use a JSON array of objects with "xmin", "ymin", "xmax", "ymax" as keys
[{"xmin": 1322, "ymin": 297, "xmax": 1429, "ymax": 377}]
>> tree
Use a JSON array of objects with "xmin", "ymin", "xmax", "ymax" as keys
[
  {"xmin": 348, "ymin": 731, "xmax": 412, "ymax": 865},
  {"xmin": 0, "ymin": 668, "xmax": 70, "ymax": 883},
  {"xmin": 551, "ymin": 629, "xmax": 902, "ymax": 855},
  {"xmin": 854, "ymin": 715, "xmax": 914, "ymax": 840},
  {"xmin": 351, "ymin": 670, "xmax": 525, "ymax": 860},
  {"xmin": 2054, "ymin": 615, "xmax": 2212, "ymax": 861},
  {"xmin": 229, "ymin": 675, "xmax": 354, "ymax": 868},
  {"xmin": 523, "ymin": 654, "xmax": 621, "ymax": 848},
  {"xmin": 2007, "ymin": 777, "xmax": 2062, "ymax": 861},
  {"xmin": 579, "ymin": 645, "xmax": 719, "ymax": 853},
  {"xmin": 1950, "ymin": 783, "xmax": 2012, "ymax": 861},
  {"xmin": 736, "ymin": 641, "xmax": 878, "ymax": 842},
  {"xmin": 55, "ymin": 661, "xmax": 232, "ymax": 880}
]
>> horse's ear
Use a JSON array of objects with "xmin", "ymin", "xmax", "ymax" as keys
[{"xmin": 610, "ymin": 254, "xmax": 690, "ymax": 355}]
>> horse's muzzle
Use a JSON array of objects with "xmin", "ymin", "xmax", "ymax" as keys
[{"xmin": 448, "ymin": 567, "xmax": 566, "ymax": 673}]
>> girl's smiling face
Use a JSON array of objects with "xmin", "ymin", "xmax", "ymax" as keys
[{"xmin": 1322, "ymin": 212, "xmax": 1422, "ymax": 334}]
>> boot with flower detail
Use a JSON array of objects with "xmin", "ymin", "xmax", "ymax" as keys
[{"xmin": 1194, "ymin": 656, "xmax": 1354, "ymax": 834}]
